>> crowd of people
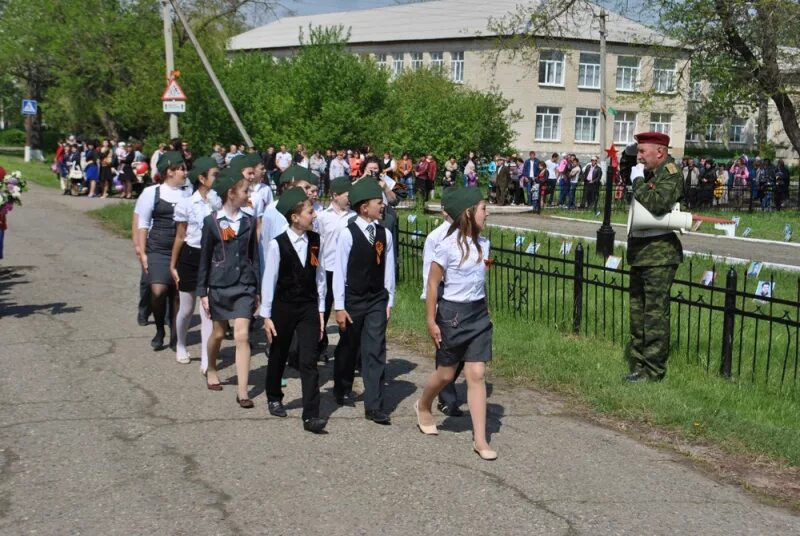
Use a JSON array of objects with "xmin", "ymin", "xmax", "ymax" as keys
[{"xmin": 128, "ymin": 144, "xmax": 498, "ymax": 459}]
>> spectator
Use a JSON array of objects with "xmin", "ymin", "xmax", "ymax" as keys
[
  {"xmin": 225, "ymin": 144, "xmax": 241, "ymax": 165},
  {"xmin": 774, "ymin": 159, "xmax": 789, "ymax": 211},
  {"xmin": 534, "ymin": 160, "xmax": 548, "ymax": 213},
  {"xmin": 275, "ymin": 144, "xmax": 292, "ymax": 175},
  {"xmin": 83, "ymin": 140, "xmax": 100, "ymax": 198},
  {"xmin": 309, "ymin": 149, "xmax": 326, "ymax": 194},
  {"xmin": 211, "ymin": 144, "xmax": 226, "ymax": 168},
  {"xmin": 180, "ymin": 141, "xmax": 193, "ymax": 170},
  {"xmin": 348, "ymin": 150, "xmax": 363, "ymax": 178},
  {"xmin": 380, "ymin": 151, "xmax": 396, "ymax": 177},
  {"xmin": 509, "ymin": 157, "xmax": 525, "ymax": 205},
  {"xmin": 494, "ymin": 155, "xmax": 510, "ymax": 206},
  {"xmin": 566, "ymin": 155, "xmax": 581, "ymax": 209},
  {"xmin": 397, "ymin": 152, "xmax": 414, "ymax": 199},
  {"xmin": 682, "ymin": 159, "xmax": 700, "ymax": 208},
  {"xmin": 150, "ymin": 143, "xmax": 167, "ymax": 184},
  {"xmin": 66, "ymin": 144, "xmax": 82, "ymax": 196},
  {"xmin": 581, "ymin": 155, "xmax": 602, "ymax": 210},
  {"xmin": 98, "ymin": 139, "xmax": 115, "ymax": 198},
  {"xmin": 714, "ymin": 166, "xmax": 727, "ymax": 206},
  {"xmin": 329, "ymin": 150, "xmax": 349, "ymax": 181},
  {"xmin": 461, "ymin": 151, "xmax": 477, "ymax": 187},
  {"xmin": 759, "ymin": 158, "xmax": 775, "ymax": 210},
  {"xmin": 556, "ymin": 153, "xmax": 570, "ymax": 207},
  {"xmin": 697, "ymin": 159, "xmax": 715, "ymax": 209},
  {"xmin": 545, "ymin": 153, "xmax": 558, "ymax": 206},
  {"xmin": 730, "ymin": 157, "xmax": 749, "ymax": 208}
]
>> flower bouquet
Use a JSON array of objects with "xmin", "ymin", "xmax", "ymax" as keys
[{"xmin": 0, "ymin": 167, "xmax": 29, "ymax": 259}]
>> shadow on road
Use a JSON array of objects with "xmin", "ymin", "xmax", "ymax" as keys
[{"xmin": 0, "ymin": 266, "xmax": 83, "ymax": 319}]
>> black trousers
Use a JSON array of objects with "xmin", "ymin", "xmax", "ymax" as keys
[
  {"xmin": 334, "ymin": 291, "xmax": 388, "ymax": 412},
  {"xmin": 318, "ymin": 271, "xmax": 335, "ymax": 354},
  {"xmin": 265, "ymin": 301, "xmax": 321, "ymax": 420}
]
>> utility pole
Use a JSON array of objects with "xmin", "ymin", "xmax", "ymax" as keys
[
  {"xmin": 169, "ymin": 0, "xmax": 254, "ymax": 147},
  {"xmin": 162, "ymin": 0, "xmax": 179, "ymax": 139},
  {"xmin": 595, "ymin": 8, "xmax": 616, "ymax": 259}
]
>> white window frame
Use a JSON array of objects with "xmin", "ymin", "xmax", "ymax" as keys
[
  {"xmin": 613, "ymin": 111, "xmax": 637, "ymax": 144},
  {"xmin": 410, "ymin": 52, "xmax": 423, "ymax": 71},
  {"xmin": 649, "ymin": 113, "xmax": 672, "ymax": 136},
  {"xmin": 574, "ymin": 108, "xmax": 599, "ymax": 143},
  {"xmin": 392, "ymin": 53, "xmax": 404, "ymax": 77},
  {"xmin": 705, "ymin": 123, "xmax": 724, "ymax": 142},
  {"xmin": 376, "ymin": 53, "xmax": 387, "ymax": 70},
  {"xmin": 689, "ymin": 81, "xmax": 703, "ymax": 101},
  {"xmin": 616, "ymin": 56, "xmax": 640, "ymax": 92},
  {"xmin": 730, "ymin": 119, "xmax": 746, "ymax": 144},
  {"xmin": 450, "ymin": 51, "xmax": 464, "ymax": 83},
  {"xmin": 430, "ymin": 51, "xmax": 444, "ymax": 71},
  {"xmin": 538, "ymin": 50, "xmax": 565, "ymax": 87},
  {"xmin": 578, "ymin": 53, "xmax": 601, "ymax": 89},
  {"xmin": 685, "ymin": 130, "xmax": 702, "ymax": 142},
  {"xmin": 653, "ymin": 59, "xmax": 676, "ymax": 93},
  {"xmin": 535, "ymin": 106, "xmax": 561, "ymax": 141}
]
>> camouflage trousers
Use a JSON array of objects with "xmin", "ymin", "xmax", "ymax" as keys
[{"xmin": 626, "ymin": 264, "xmax": 678, "ymax": 379}]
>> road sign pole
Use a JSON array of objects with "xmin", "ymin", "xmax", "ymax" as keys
[{"xmin": 162, "ymin": 0, "xmax": 179, "ymax": 139}]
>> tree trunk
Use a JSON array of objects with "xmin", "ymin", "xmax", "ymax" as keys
[
  {"xmin": 771, "ymin": 91, "xmax": 800, "ymax": 158},
  {"xmin": 756, "ymin": 96, "xmax": 768, "ymax": 155}
]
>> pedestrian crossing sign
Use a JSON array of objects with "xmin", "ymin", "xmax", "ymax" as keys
[
  {"xmin": 161, "ymin": 80, "xmax": 187, "ymax": 101},
  {"xmin": 21, "ymin": 99, "xmax": 38, "ymax": 115}
]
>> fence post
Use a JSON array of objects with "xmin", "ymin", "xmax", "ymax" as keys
[
  {"xmin": 720, "ymin": 267, "xmax": 737, "ymax": 378},
  {"xmin": 573, "ymin": 244, "xmax": 584, "ymax": 334}
]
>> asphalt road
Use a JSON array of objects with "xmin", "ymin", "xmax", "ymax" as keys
[{"xmin": 1, "ymin": 186, "xmax": 798, "ymax": 535}]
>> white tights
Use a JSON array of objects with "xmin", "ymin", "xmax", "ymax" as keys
[{"xmin": 176, "ymin": 291, "xmax": 212, "ymax": 371}]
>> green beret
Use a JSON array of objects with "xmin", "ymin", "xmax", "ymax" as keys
[
  {"xmin": 276, "ymin": 187, "xmax": 308, "ymax": 218},
  {"xmin": 279, "ymin": 165, "xmax": 318, "ymax": 185},
  {"xmin": 442, "ymin": 187, "xmax": 483, "ymax": 221},
  {"xmin": 211, "ymin": 167, "xmax": 240, "ymax": 196},
  {"xmin": 349, "ymin": 178, "xmax": 383, "ymax": 207},
  {"xmin": 156, "ymin": 151, "xmax": 184, "ymax": 174},
  {"xmin": 229, "ymin": 153, "xmax": 261, "ymax": 173},
  {"xmin": 188, "ymin": 156, "xmax": 218, "ymax": 185},
  {"xmin": 329, "ymin": 176, "xmax": 352, "ymax": 194}
]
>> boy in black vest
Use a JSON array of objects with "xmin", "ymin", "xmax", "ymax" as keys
[
  {"xmin": 333, "ymin": 179, "xmax": 396, "ymax": 424},
  {"xmin": 261, "ymin": 187, "xmax": 328, "ymax": 434}
]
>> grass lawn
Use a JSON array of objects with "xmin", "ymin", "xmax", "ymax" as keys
[
  {"xmin": 545, "ymin": 206, "xmax": 797, "ymax": 242},
  {"xmin": 88, "ymin": 202, "xmax": 134, "ymax": 239},
  {"xmin": 0, "ymin": 154, "xmax": 59, "ymax": 188}
]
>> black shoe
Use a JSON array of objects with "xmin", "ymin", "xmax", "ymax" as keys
[
  {"xmin": 224, "ymin": 326, "xmax": 233, "ymax": 340},
  {"xmin": 168, "ymin": 337, "xmax": 177, "ymax": 352},
  {"xmin": 151, "ymin": 331, "xmax": 165, "ymax": 351},
  {"xmin": 318, "ymin": 349, "xmax": 329, "ymax": 363},
  {"xmin": 335, "ymin": 392, "xmax": 355, "ymax": 407},
  {"xmin": 303, "ymin": 417, "xmax": 328, "ymax": 434},
  {"xmin": 437, "ymin": 402, "xmax": 464, "ymax": 417},
  {"xmin": 624, "ymin": 370, "xmax": 650, "ymax": 383},
  {"xmin": 364, "ymin": 410, "xmax": 391, "ymax": 425},
  {"xmin": 137, "ymin": 314, "xmax": 148, "ymax": 327},
  {"xmin": 268, "ymin": 401, "xmax": 287, "ymax": 417}
]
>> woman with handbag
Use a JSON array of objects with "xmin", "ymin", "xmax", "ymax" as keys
[
  {"xmin": 98, "ymin": 139, "xmax": 115, "ymax": 198},
  {"xmin": 66, "ymin": 144, "xmax": 84, "ymax": 196}
]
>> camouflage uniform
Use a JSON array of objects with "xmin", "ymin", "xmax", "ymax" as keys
[{"xmin": 626, "ymin": 156, "xmax": 684, "ymax": 380}]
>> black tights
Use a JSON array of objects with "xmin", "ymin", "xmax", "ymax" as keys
[{"xmin": 151, "ymin": 283, "xmax": 178, "ymax": 343}]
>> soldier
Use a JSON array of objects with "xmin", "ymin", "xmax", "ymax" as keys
[{"xmin": 625, "ymin": 132, "xmax": 684, "ymax": 383}]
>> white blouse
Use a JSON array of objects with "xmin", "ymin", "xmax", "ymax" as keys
[{"xmin": 432, "ymin": 231, "xmax": 490, "ymax": 303}]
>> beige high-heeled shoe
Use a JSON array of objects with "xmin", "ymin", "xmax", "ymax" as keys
[
  {"xmin": 473, "ymin": 442, "xmax": 498, "ymax": 461},
  {"xmin": 414, "ymin": 400, "xmax": 438, "ymax": 435}
]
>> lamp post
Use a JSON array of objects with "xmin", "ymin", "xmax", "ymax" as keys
[{"xmin": 596, "ymin": 144, "xmax": 618, "ymax": 258}]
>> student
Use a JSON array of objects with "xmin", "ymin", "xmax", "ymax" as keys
[
  {"xmin": 260, "ymin": 165, "xmax": 319, "ymax": 248},
  {"xmin": 134, "ymin": 151, "xmax": 192, "ymax": 351},
  {"xmin": 333, "ymin": 178, "xmax": 395, "ymax": 424},
  {"xmin": 420, "ymin": 188, "xmax": 463, "ymax": 417},
  {"xmin": 414, "ymin": 188, "xmax": 497, "ymax": 460},
  {"xmin": 261, "ymin": 188, "xmax": 328, "ymax": 433},
  {"xmin": 170, "ymin": 157, "xmax": 218, "ymax": 368},
  {"xmin": 316, "ymin": 177, "xmax": 355, "ymax": 360},
  {"xmin": 196, "ymin": 169, "xmax": 260, "ymax": 408}
]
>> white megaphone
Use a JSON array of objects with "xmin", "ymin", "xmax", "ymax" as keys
[{"xmin": 627, "ymin": 198, "xmax": 692, "ymax": 237}]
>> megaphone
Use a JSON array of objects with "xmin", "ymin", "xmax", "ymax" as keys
[{"xmin": 627, "ymin": 198, "xmax": 692, "ymax": 236}]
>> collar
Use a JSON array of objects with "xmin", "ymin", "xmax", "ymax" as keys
[
  {"xmin": 190, "ymin": 190, "xmax": 206, "ymax": 203},
  {"xmin": 287, "ymin": 227, "xmax": 308, "ymax": 243},
  {"xmin": 218, "ymin": 208, "xmax": 243, "ymax": 222},
  {"xmin": 355, "ymin": 216, "xmax": 376, "ymax": 230}
]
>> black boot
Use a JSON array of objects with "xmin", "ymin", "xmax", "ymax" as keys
[{"xmin": 151, "ymin": 329, "xmax": 165, "ymax": 351}]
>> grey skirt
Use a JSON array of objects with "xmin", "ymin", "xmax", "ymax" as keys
[
  {"xmin": 209, "ymin": 284, "xmax": 256, "ymax": 321},
  {"xmin": 435, "ymin": 298, "xmax": 492, "ymax": 366}
]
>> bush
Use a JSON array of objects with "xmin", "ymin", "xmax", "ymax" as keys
[{"xmin": 0, "ymin": 128, "xmax": 25, "ymax": 146}]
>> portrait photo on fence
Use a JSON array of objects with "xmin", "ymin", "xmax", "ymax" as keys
[
  {"xmin": 746, "ymin": 261, "xmax": 763, "ymax": 279},
  {"xmin": 560, "ymin": 241, "xmax": 573, "ymax": 256},
  {"xmin": 754, "ymin": 280, "xmax": 775, "ymax": 303},
  {"xmin": 605, "ymin": 255, "xmax": 622, "ymax": 270},
  {"xmin": 700, "ymin": 270, "xmax": 717, "ymax": 287}
]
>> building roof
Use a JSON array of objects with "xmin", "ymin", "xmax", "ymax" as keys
[{"xmin": 229, "ymin": 0, "xmax": 680, "ymax": 52}]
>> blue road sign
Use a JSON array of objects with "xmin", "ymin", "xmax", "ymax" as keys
[{"xmin": 21, "ymin": 100, "xmax": 38, "ymax": 115}]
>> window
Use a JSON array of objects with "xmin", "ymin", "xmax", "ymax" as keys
[
  {"xmin": 705, "ymin": 122, "xmax": 724, "ymax": 142},
  {"xmin": 430, "ymin": 51, "xmax": 444, "ymax": 71},
  {"xmin": 578, "ymin": 53, "xmax": 601, "ymax": 89},
  {"xmin": 613, "ymin": 111, "xmax": 637, "ymax": 143},
  {"xmin": 649, "ymin": 113, "xmax": 672, "ymax": 135},
  {"xmin": 689, "ymin": 81, "xmax": 703, "ymax": 101},
  {"xmin": 685, "ymin": 130, "xmax": 702, "ymax": 142},
  {"xmin": 392, "ymin": 53, "xmax": 404, "ymax": 77},
  {"xmin": 616, "ymin": 56, "xmax": 640, "ymax": 92},
  {"xmin": 376, "ymin": 53, "xmax": 387, "ymax": 70},
  {"xmin": 730, "ymin": 119, "xmax": 746, "ymax": 144},
  {"xmin": 411, "ymin": 52, "xmax": 423, "ymax": 71},
  {"xmin": 653, "ymin": 59, "xmax": 676, "ymax": 93},
  {"xmin": 535, "ymin": 106, "xmax": 561, "ymax": 141},
  {"xmin": 450, "ymin": 51, "xmax": 464, "ymax": 83},
  {"xmin": 538, "ymin": 50, "xmax": 565, "ymax": 86},
  {"xmin": 574, "ymin": 108, "xmax": 599, "ymax": 142}
]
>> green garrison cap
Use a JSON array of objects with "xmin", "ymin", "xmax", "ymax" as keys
[
  {"xmin": 156, "ymin": 151, "xmax": 184, "ymax": 174},
  {"xmin": 188, "ymin": 156, "xmax": 217, "ymax": 185},
  {"xmin": 348, "ymin": 178, "xmax": 383, "ymax": 207},
  {"xmin": 442, "ymin": 187, "xmax": 483, "ymax": 221},
  {"xmin": 329, "ymin": 176, "xmax": 352, "ymax": 194},
  {"xmin": 211, "ymin": 167, "xmax": 239, "ymax": 196},
  {"xmin": 276, "ymin": 187, "xmax": 309, "ymax": 218},
  {"xmin": 279, "ymin": 164, "xmax": 318, "ymax": 186},
  {"xmin": 229, "ymin": 153, "xmax": 261, "ymax": 173}
]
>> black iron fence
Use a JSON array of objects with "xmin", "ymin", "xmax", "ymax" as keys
[{"xmin": 397, "ymin": 219, "xmax": 800, "ymax": 393}]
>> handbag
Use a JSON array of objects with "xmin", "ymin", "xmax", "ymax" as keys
[{"xmin": 68, "ymin": 163, "xmax": 84, "ymax": 180}]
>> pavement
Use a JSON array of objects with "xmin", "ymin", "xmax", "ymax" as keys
[{"xmin": 1, "ymin": 185, "xmax": 798, "ymax": 535}]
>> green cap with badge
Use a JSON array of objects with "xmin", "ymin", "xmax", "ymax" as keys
[
  {"xmin": 211, "ymin": 167, "xmax": 240, "ymax": 196},
  {"xmin": 276, "ymin": 187, "xmax": 309, "ymax": 219},
  {"xmin": 279, "ymin": 164, "xmax": 318, "ymax": 186},
  {"xmin": 442, "ymin": 187, "xmax": 483, "ymax": 221},
  {"xmin": 156, "ymin": 150, "xmax": 184, "ymax": 174},
  {"xmin": 188, "ymin": 156, "xmax": 218, "ymax": 185},
  {"xmin": 348, "ymin": 178, "xmax": 383, "ymax": 207},
  {"xmin": 329, "ymin": 176, "xmax": 352, "ymax": 194},
  {"xmin": 229, "ymin": 153, "xmax": 261, "ymax": 174}
]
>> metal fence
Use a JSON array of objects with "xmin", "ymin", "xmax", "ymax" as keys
[{"xmin": 397, "ymin": 219, "xmax": 800, "ymax": 393}]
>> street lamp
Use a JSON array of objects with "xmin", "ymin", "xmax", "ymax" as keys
[{"xmin": 596, "ymin": 144, "xmax": 618, "ymax": 258}]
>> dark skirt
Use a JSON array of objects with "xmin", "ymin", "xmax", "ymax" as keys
[
  {"xmin": 145, "ymin": 243, "xmax": 174, "ymax": 286},
  {"xmin": 176, "ymin": 244, "xmax": 201, "ymax": 293},
  {"xmin": 209, "ymin": 284, "xmax": 256, "ymax": 321},
  {"xmin": 435, "ymin": 298, "xmax": 492, "ymax": 366}
]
